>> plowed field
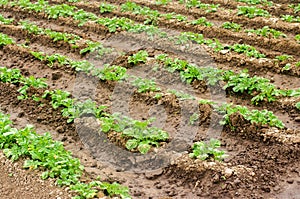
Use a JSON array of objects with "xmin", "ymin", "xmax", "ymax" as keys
[{"xmin": 0, "ymin": 0, "xmax": 300, "ymax": 198}]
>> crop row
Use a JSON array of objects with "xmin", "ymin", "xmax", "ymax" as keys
[
  {"xmin": 44, "ymin": 0, "xmax": 300, "ymax": 72},
  {"xmin": 3, "ymin": 0, "xmax": 300, "ymax": 62},
  {"xmin": 159, "ymin": 0, "xmax": 300, "ymax": 22},
  {"xmin": 99, "ymin": 1, "xmax": 298, "ymax": 42},
  {"xmin": 0, "ymin": 32, "xmax": 290, "ymax": 130},
  {"xmin": 2, "ymin": 10, "xmax": 300, "ymax": 79}
]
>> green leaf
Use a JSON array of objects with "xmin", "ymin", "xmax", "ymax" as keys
[{"xmin": 125, "ymin": 139, "xmax": 139, "ymax": 150}]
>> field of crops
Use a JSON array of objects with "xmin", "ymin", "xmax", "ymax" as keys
[{"xmin": 0, "ymin": 0, "xmax": 300, "ymax": 198}]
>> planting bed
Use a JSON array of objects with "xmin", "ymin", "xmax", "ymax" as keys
[{"xmin": 0, "ymin": 0, "xmax": 300, "ymax": 198}]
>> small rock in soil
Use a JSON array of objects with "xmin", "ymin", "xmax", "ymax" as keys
[
  {"xmin": 55, "ymin": 126, "xmax": 64, "ymax": 133},
  {"xmin": 144, "ymin": 168, "xmax": 163, "ymax": 179},
  {"xmin": 51, "ymin": 72, "xmax": 63, "ymax": 80},
  {"xmin": 295, "ymin": 117, "xmax": 300, "ymax": 122},
  {"xmin": 287, "ymin": 179, "xmax": 294, "ymax": 184},
  {"xmin": 261, "ymin": 186, "xmax": 271, "ymax": 192}
]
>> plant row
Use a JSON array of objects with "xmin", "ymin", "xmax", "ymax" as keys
[
  {"xmin": 2, "ymin": 0, "xmax": 288, "ymax": 61},
  {"xmin": 0, "ymin": 110, "xmax": 131, "ymax": 199},
  {"xmin": 60, "ymin": 1, "xmax": 300, "ymax": 59},
  {"xmin": 0, "ymin": 16, "xmax": 112, "ymax": 56},
  {"xmin": 0, "ymin": 31, "xmax": 288, "ymax": 129},
  {"xmin": 154, "ymin": 52, "xmax": 300, "ymax": 105}
]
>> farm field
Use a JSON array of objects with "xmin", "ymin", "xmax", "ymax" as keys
[{"xmin": 0, "ymin": 0, "xmax": 300, "ymax": 198}]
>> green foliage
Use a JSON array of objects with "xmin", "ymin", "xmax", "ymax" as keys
[
  {"xmin": 0, "ymin": 14, "xmax": 14, "ymax": 24},
  {"xmin": 289, "ymin": 3, "xmax": 300, "ymax": 13},
  {"xmin": 61, "ymin": 100, "xmax": 107, "ymax": 123},
  {"xmin": 198, "ymin": 99, "xmax": 216, "ymax": 105},
  {"xmin": 99, "ymin": 2, "xmax": 116, "ymax": 13},
  {"xmin": 218, "ymin": 104, "xmax": 285, "ymax": 128},
  {"xmin": 80, "ymin": 41, "xmax": 111, "ymax": 56},
  {"xmin": 296, "ymin": 102, "xmax": 300, "ymax": 110},
  {"xmin": 237, "ymin": 6, "xmax": 270, "ymax": 18},
  {"xmin": 0, "ymin": 33, "xmax": 15, "ymax": 47},
  {"xmin": 92, "ymin": 65, "xmax": 127, "ymax": 81},
  {"xmin": 189, "ymin": 139, "xmax": 228, "ymax": 161},
  {"xmin": 295, "ymin": 34, "xmax": 300, "ymax": 43},
  {"xmin": 222, "ymin": 22, "xmax": 242, "ymax": 32},
  {"xmin": 100, "ymin": 114, "xmax": 169, "ymax": 154},
  {"xmin": 275, "ymin": 54, "xmax": 293, "ymax": 62},
  {"xmin": 45, "ymin": 4, "xmax": 75, "ymax": 19},
  {"xmin": 168, "ymin": 89, "xmax": 195, "ymax": 100},
  {"xmin": 237, "ymin": 0, "xmax": 272, "ymax": 6},
  {"xmin": 155, "ymin": 0, "xmax": 171, "ymax": 5},
  {"xmin": 224, "ymin": 70, "xmax": 281, "ymax": 104},
  {"xmin": 191, "ymin": 17, "xmax": 214, "ymax": 27},
  {"xmin": 0, "ymin": 113, "xmax": 83, "ymax": 186},
  {"xmin": 71, "ymin": 180, "xmax": 131, "ymax": 199},
  {"xmin": 42, "ymin": 90, "xmax": 73, "ymax": 109},
  {"xmin": 11, "ymin": 0, "xmax": 48, "ymax": 12},
  {"xmin": 189, "ymin": 113, "xmax": 200, "ymax": 125},
  {"xmin": 132, "ymin": 77, "xmax": 161, "ymax": 93},
  {"xmin": 100, "ymin": 182, "xmax": 131, "ymax": 199},
  {"xmin": 18, "ymin": 76, "xmax": 48, "ymax": 100},
  {"xmin": 97, "ymin": 17, "xmax": 134, "ymax": 32},
  {"xmin": 20, "ymin": 21, "xmax": 81, "ymax": 44},
  {"xmin": 0, "ymin": 0, "xmax": 8, "ymax": 5},
  {"xmin": 156, "ymin": 54, "xmax": 224, "ymax": 85},
  {"xmin": 245, "ymin": 26, "xmax": 286, "ymax": 39},
  {"xmin": 281, "ymin": 15, "xmax": 300, "ymax": 23},
  {"xmin": 0, "ymin": 112, "xmax": 130, "ymax": 198},
  {"xmin": 0, "ymin": 67, "xmax": 22, "ymax": 84},
  {"xmin": 181, "ymin": 0, "xmax": 219, "ymax": 12},
  {"xmin": 128, "ymin": 50, "xmax": 149, "ymax": 65},
  {"xmin": 230, "ymin": 44, "xmax": 266, "ymax": 58}
]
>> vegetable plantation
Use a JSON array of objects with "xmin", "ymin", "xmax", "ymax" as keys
[{"xmin": 0, "ymin": 0, "xmax": 300, "ymax": 198}]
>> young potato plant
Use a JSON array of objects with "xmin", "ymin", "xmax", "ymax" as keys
[
  {"xmin": 99, "ymin": 114, "xmax": 169, "ymax": 154},
  {"xmin": 237, "ymin": 6, "xmax": 270, "ymax": 18},
  {"xmin": 99, "ymin": 2, "xmax": 116, "ymax": 13},
  {"xmin": 0, "ymin": 14, "xmax": 14, "ymax": 24},
  {"xmin": 275, "ymin": 54, "xmax": 293, "ymax": 62},
  {"xmin": 191, "ymin": 17, "xmax": 214, "ymax": 27},
  {"xmin": 0, "ymin": 67, "xmax": 22, "ymax": 84},
  {"xmin": 222, "ymin": 22, "xmax": 242, "ymax": 32},
  {"xmin": 281, "ymin": 15, "xmax": 300, "ymax": 23},
  {"xmin": 92, "ymin": 65, "xmax": 127, "ymax": 81},
  {"xmin": 80, "ymin": 41, "xmax": 111, "ymax": 56},
  {"xmin": 168, "ymin": 89, "xmax": 195, "ymax": 100},
  {"xmin": 295, "ymin": 34, "xmax": 300, "ymax": 43},
  {"xmin": 132, "ymin": 77, "xmax": 161, "ymax": 93},
  {"xmin": 128, "ymin": 50, "xmax": 149, "ymax": 65},
  {"xmin": 237, "ymin": 0, "xmax": 272, "ymax": 6},
  {"xmin": 180, "ymin": 0, "xmax": 219, "ymax": 12},
  {"xmin": 0, "ymin": 32, "xmax": 15, "ymax": 47},
  {"xmin": 218, "ymin": 104, "xmax": 285, "ymax": 129},
  {"xmin": 245, "ymin": 26, "xmax": 286, "ymax": 39},
  {"xmin": 189, "ymin": 139, "xmax": 228, "ymax": 161},
  {"xmin": 18, "ymin": 76, "xmax": 47, "ymax": 99},
  {"xmin": 156, "ymin": 0, "xmax": 172, "ymax": 5},
  {"xmin": 230, "ymin": 44, "xmax": 266, "ymax": 58}
]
